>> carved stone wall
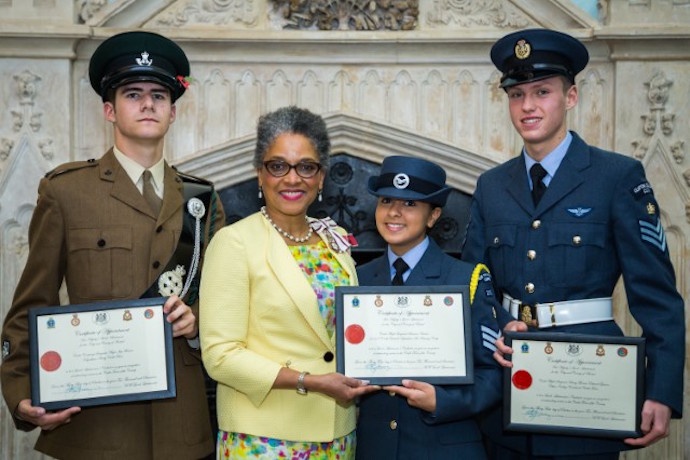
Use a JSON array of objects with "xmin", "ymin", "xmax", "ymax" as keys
[{"xmin": 1, "ymin": 1, "xmax": 689, "ymax": 459}]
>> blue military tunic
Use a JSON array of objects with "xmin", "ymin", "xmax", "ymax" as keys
[
  {"xmin": 356, "ymin": 239, "xmax": 502, "ymax": 460},
  {"xmin": 461, "ymin": 131, "xmax": 685, "ymax": 456}
]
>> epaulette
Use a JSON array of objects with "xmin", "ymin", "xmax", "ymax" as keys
[
  {"xmin": 171, "ymin": 165, "xmax": 213, "ymax": 186},
  {"xmin": 44, "ymin": 159, "xmax": 98, "ymax": 179}
]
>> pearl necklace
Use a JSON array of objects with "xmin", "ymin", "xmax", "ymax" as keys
[{"xmin": 261, "ymin": 206, "xmax": 314, "ymax": 243}]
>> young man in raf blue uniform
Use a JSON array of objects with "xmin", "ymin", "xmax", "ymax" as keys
[
  {"xmin": 1, "ymin": 31, "xmax": 224, "ymax": 459},
  {"xmin": 461, "ymin": 28, "xmax": 684, "ymax": 460},
  {"xmin": 356, "ymin": 156, "xmax": 503, "ymax": 460}
]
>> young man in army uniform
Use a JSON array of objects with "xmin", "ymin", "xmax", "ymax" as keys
[
  {"xmin": 1, "ymin": 31, "xmax": 224, "ymax": 459},
  {"xmin": 461, "ymin": 29, "xmax": 684, "ymax": 459}
]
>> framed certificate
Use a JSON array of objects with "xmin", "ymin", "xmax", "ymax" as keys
[
  {"xmin": 335, "ymin": 285, "xmax": 473, "ymax": 385},
  {"xmin": 29, "ymin": 297, "xmax": 176, "ymax": 410},
  {"xmin": 504, "ymin": 332, "xmax": 645, "ymax": 438}
]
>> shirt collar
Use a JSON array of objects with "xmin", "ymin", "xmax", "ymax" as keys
[
  {"xmin": 387, "ymin": 236, "xmax": 429, "ymax": 281},
  {"xmin": 113, "ymin": 146, "xmax": 165, "ymax": 194},
  {"xmin": 523, "ymin": 131, "xmax": 572, "ymax": 188}
]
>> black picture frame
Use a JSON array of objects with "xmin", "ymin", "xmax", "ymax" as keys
[
  {"xmin": 335, "ymin": 285, "xmax": 473, "ymax": 385},
  {"xmin": 504, "ymin": 331, "xmax": 645, "ymax": 439},
  {"xmin": 29, "ymin": 297, "xmax": 176, "ymax": 411}
]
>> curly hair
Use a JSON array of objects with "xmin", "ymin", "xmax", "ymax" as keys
[{"xmin": 253, "ymin": 106, "xmax": 331, "ymax": 171}]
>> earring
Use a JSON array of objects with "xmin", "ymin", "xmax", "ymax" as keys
[
  {"xmin": 318, "ymin": 189, "xmax": 323, "ymax": 202},
  {"xmin": 258, "ymin": 187, "xmax": 263, "ymax": 199}
]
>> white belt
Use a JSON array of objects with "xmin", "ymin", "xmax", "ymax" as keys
[{"xmin": 502, "ymin": 294, "xmax": 613, "ymax": 329}]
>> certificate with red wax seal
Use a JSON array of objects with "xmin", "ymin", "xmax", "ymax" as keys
[
  {"xmin": 504, "ymin": 332, "xmax": 645, "ymax": 438},
  {"xmin": 28, "ymin": 297, "xmax": 175, "ymax": 410},
  {"xmin": 335, "ymin": 285, "xmax": 473, "ymax": 385}
]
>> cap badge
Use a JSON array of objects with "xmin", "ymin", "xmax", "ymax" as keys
[
  {"xmin": 136, "ymin": 51, "xmax": 153, "ymax": 67},
  {"xmin": 393, "ymin": 173, "xmax": 410, "ymax": 189},
  {"xmin": 514, "ymin": 39, "xmax": 531, "ymax": 60}
]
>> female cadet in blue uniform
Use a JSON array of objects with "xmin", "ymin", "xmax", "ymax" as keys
[
  {"xmin": 355, "ymin": 155, "xmax": 503, "ymax": 460},
  {"xmin": 461, "ymin": 29, "xmax": 685, "ymax": 460}
]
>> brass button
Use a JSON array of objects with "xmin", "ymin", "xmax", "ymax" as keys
[
  {"xmin": 389, "ymin": 420, "xmax": 398, "ymax": 430},
  {"xmin": 573, "ymin": 235, "xmax": 582, "ymax": 245},
  {"xmin": 493, "ymin": 237, "xmax": 500, "ymax": 245},
  {"xmin": 389, "ymin": 391, "xmax": 396, "ymax": 397},
  {"xmin": 525, "ymin": 283, "xmax": 535, "ymax": 294},
  {"xmin": 527, "ymin": 250, "xmax": 536, "ymax": 260},
  {"xmin": 532, "ymin": 220, "xmax": 541, "ymax": 229}
]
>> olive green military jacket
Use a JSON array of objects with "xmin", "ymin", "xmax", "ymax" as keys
[{"xmin": 1, "ymin": 149, "xmax": 224, "ymax": 460}]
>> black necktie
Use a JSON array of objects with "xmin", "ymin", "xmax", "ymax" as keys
[
  {"xmin": 392, "ymin": 258, "xmax": 409, "ymax": 286},
  {"xmin": 529, "ymin": 163, "xmax": 548, "ymax": 206}
]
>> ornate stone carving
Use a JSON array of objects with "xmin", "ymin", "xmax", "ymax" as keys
[
  {"xmin": 631, "ymin": 71, "xmax": 684, "ymax": 164},
  {"xmin": 39, "ymin": 139, "xmax": 54, "ymax": 161},
  {"xmin": 271, "ymin": 0, "xmax": 419, "ymax": 30},
  {"xmin": 645, "ymin": 72, "xmax": 672, "ymax": 108},
  {"xmin": 0, "ymin": 138, "xmax": 14, "ymax": 161},
  {"xmin": 153, "ymin": 0, "xmax": 258, "ymax": 27},
  {"xmin": 76, "ymin": 0, "xmax": 108, "ymax": 23},
  {"xmin": 671, "ymin": 140, "xmax": 684, "ymax": 164},
  {"xmin": 426, "ymin": 0, "xmax": 529, "ymax": 28},
  {"xmin": 11, "ymin": 71, "xmax": 43, "ymax": 134}
]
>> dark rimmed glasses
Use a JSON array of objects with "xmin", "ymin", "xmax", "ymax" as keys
[{"xmin": 263, "ymin": 160, "xmax": 322, "ymax": 178}]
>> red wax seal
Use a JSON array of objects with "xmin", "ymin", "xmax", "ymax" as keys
[
  {"xmin": 40, "ymin": 351, "xmax": 62, "ymax": 372},
  {"xmin": 512, "ymin": 369, "xmax": 532, "ymax": 390},
  {"xmin": 345, "ymin": 324, "xmax": 365, "ymax": 344}
]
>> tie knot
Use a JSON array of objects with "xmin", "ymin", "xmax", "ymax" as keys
[
  {"xmin": 393, "ymin": 257, "xmax": 408, "ymax": 273},
  {"xmin": 529, "ymin": 163, "xmax": 547, "ymax": 182},
  {"xmin": 143, "ymin": 169, "xmax": 153, "ymax": 181}
]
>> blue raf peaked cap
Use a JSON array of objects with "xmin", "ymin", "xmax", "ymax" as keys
[
  {"xmin": 491, "ymin": 28, "xmax": 589, "ymax": 88},
  {"xmin": 367, "ymin": 156, "xmax": 451, "ymax": 207},
  {"xmin": 89, "ymin": 31, "xmax": 190, "ymax": 103}
]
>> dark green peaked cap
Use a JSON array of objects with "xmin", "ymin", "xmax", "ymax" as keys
[{"xmin": 89, "ymin": 31, "xmax": 190, "ymax": 102}]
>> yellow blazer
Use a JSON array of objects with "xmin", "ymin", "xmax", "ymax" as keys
[{"xmin": 199, "ymin": 212, "xmax": 358, "ymax": 442}]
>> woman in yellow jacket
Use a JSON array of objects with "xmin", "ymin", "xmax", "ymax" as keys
[{"xmin": 199, "ymin": 106, "xmax": 378, "ymax": 459}]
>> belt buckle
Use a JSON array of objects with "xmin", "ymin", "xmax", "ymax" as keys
[{"xmin": 519, "ymin": 304, "xmax": 539, "ymax": 328}]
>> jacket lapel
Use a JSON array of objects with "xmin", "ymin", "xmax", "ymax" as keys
[
  {"xmin": 100, "ymin": 150, "xmax": 158, "ymax": 219},
  {"xmin": 264, "ymin": 220, "xmax": 334, "ymax": 349},
  {"xmin": 505, "ymin": 155, "xmax": 535, "ymax": 215},
  {"xmin": 534, "ymin": 133, "xmax": 590, "ymax": 214},
  {"xmin": 406, "ymin": 239, "xmax": 443, "ymax": 285},
  {"xmin": 158, "ymin": 164, "xmax": 184, "ymax": 225},
  {"xmin": 362, "ymin": 256, "xmax": 391, "ymax": 285}
]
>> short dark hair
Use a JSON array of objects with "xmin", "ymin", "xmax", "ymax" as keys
[{"xmin": 253, "ymin": 106, "xmax": 331, "ymax": 170}]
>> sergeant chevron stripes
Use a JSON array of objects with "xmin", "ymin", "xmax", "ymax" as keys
[
  {"xmin": 481, "ymin": 325, "xmax": 500, "ymax": 352},
  {"xmin": 639, "ymin": 219, "xmax": 666, "ymax": 252}
]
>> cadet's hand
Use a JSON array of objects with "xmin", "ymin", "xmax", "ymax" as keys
[
  {"xmin": 494, "ymin": 320, "xmax": 528, "ymax": 367},
  {"xmin": 384, "ymin": 379, "xmax": 436, "ymax": 412},
  {"xmin": 307, "ymin": 373, "xmax": 379, "ymax": 405},
  {"xmin": 624, "ymin": 400, "xmax": 671, "ymax": 447},
  {"xmin": 15, "ymin": 399, "xmax": 81, "ymax": 431},
  {"xmin": 163, "ymin": 295, "xmax": 197, "ymax": 339}
]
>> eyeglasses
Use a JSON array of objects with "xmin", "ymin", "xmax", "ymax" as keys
[{"xmin": 263, "ymin": 160, "xmax": 322, "ymax": 178}]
